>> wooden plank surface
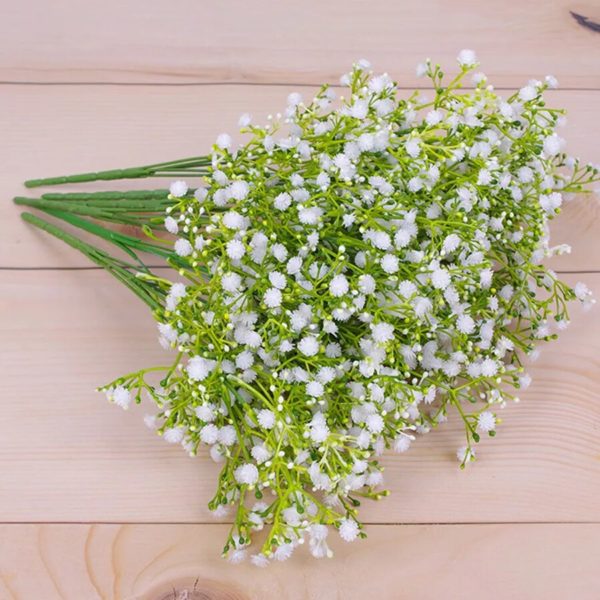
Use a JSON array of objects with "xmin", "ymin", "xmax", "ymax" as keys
[
  {"xmin": 1, "ymin": 1, "xmax": 600, "ymax": 87},
  {"xmin": 1, "ymin": 523, "xmax": 599, "ymax": 600},
  {"xmin": 2, "ymin": 85, "xmax": 600, "ymax": 270},
  {"xmin": 1, "ymin": 270, "xmax": 598, "ymax": 523}
]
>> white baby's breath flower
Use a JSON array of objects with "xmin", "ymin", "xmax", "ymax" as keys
[
  {"xmin": 339, "ymin": 519, "xmax": 359, "ymax": 542},
  {"xmin": 298, "ymin": 206, "xmax": 323, "ymax": 225},
  {"xmin": 268, "ymin": 271, "xmax": 287, "ymax": 289},
  {"xmin": 200, "ymin": 424, "xmax": 219, "ymax": 444},
  {"xmin": 329, "ymin": 274, "xmax": 349, "ymax": 297},
  {"xmin": 381, "ymin": 254, "xmax": 399, "ymax": 274},
  {"xmin": 306, "ymin": 380, "xmax": 325, "ymax": 398},
  {"xmin": 393, "ymin": 434, "xmax": 412, "ymax": 453},
  {"xmin": 229, "ymin": 180, "xmax": 250, "ymax": 201},
  {"xmin": 238, "ymin": 113, "xmax": 252, "ymax": 127},
  {"xmin": 264, "ymin": 287, "xmax": 282, "ymax": 308},
  {"xmin": 164, "ymin": 216, "xmax": 179, "ymax": 234},
  {"xmin": 273, "ymin": 192, "xmax": 292, "ymax": 210},
  {"xmin": 431, "ymin": 268, "xmax": 451, "ymax": 290},
  {"xmin": 257, "ymin": 409, "xmax": 276, "ymax": 429},
  {"xmin": 480, "ymin": 358, "xmax": 499, "ymax": 377},
  {"xmin": 519, "ymin": 85, "xmax": 537, "ymax": 102},
  {"xmin": 426, "ymin": 109, "xmax": 443, "ymax": 126},
  {"xmin": 234, "ymin": 463, "xmax": 259, "ymax": 485},
  {"xmin": 405, "ymin": 137, "xmax": 421, "ymax": 158},
  {"xmin": 221, "ymin": 272, "xmax": 242, "ymax": 293},
  {"xmin": 211, "ymin": 504, "xmax": 229, "ymax": 518},
  {"xmin": 442, "ymin": 233, "xmax": 460, "ymax": 254},
  {"xmin": 366, "ymin": 413, "xmax": 384, "ymax": 434},
  {"xmin": 226, "ymin": 239, "xmax": 246, "ymax": 260},
  {"xmin": 250, "ymin": 553, "xmax": 270, "ymax": 567},
  {"xmin": 163, "ymin": 427, "xmax": 185, "ymax": 444},
  {"xmin": 286, "ymin": 256, "xmax": 303, "ymax": 275},
  {"xmin": 457, "ymin": 314, "xmax": 475, "ymax": 335},
  {"xmin": 287, "ymin": 92, "xmax": 303, "ymax": 107},
  {"xmin": 457, "ymin": 446, "xmax": 475, "ymax": 465},
  {"xmin": 477, "ymin": 411, "xmax": 496, "ymax": 433},
  {"xmin": 371, "ymin": 322, "xmax": 394, "ymax": 343},
  {"xmin": 251, "ymin": 445, "xmax": 271, "ymax": 464},
  {"xmin": 169, "ymin": 180, "xmax": 188, "ymax": 197},
  {"xmin": 109, "ymin": 386, "xmax": 131, "ymax": 410},
  {"xmin": 216, "ymin": 133, "xmax": 232, "ymax": 149},
  {"xmin": 574, "ymin": 282, "xmax": 591, "ymax": 300},
  {"xmin": 298, "ymin": 336, "xmax": 319, "ymax": 357},
  {"xmin": 218, "ymin": 425, "xmax": 237, "ymax": 446},
  {"xmin": 543, "ymin": 134, "xmax": 564, "ymax": 157},
  {"xmin": 187, "ymin": 356, "xmax": 216, "ymax": 381},
  {"xmin": 174, "ymin": 238, "xmax": 193, "ymax": 257},
  {"xmin": 195, "ymin": 404, "xmax": 215, "ymax": 422},
  {"xmin": 457, "ymin": 49, "xmax": 477, "ymax": 67},
  {"xmin": 358, "ymin": 274, "xmax": 376, "ymax": 294}
]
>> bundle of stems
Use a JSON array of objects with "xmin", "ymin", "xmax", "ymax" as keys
[{"xmin": 14, "ymin": 156, "xmax": 209, "ymax": 310}]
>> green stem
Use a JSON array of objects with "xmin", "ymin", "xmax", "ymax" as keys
[
  {"xmin": 14, "ymin": 196, "xmax": 172, "ymax": 227},
  {"xmin": 24, "ymin": 156, "xmax": 210, "ymax": 188},
  {"xmin": 20, "ymin": 212, "xmax": 165, "ymax": 310},
  {"xmin": 31, "ymin": 207, "xmax": 185, "ymax": 267},
  {"xmin": 41, "ymin": 189, "xmax": 169, "ymax": 200},
  {"xmin": 26, "ymin": 166, "xmax": 156, "ymax": 188},
  {"xmin": 16, "ymin": 196, "xmax": 156, "ymax": 218}
]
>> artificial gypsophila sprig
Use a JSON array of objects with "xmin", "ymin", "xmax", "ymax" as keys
[{"xmin": 16, "ymin": 50, "xmax": 599, "ymax": 565}]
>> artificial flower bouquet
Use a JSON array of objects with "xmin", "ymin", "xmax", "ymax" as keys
[{"xmin": 15, "ymin": 50, "xmax": 598, "ymax": 565}]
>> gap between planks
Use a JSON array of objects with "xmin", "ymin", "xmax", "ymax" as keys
[
  {"xmin": 1, "ymin": 520, "xmax": 599, "ymax": 526},
  {"xmin": 2, "ymin": 81, "xmax": 600, "ymax": 91},
  {"xmin": 2, "ymin": 266, "xmax": 600, "ymax": 274}
]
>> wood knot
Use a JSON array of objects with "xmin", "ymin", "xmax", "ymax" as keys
[{"xmin": 151, "ymin": 578, "xmax": 249, "ymax": 600}]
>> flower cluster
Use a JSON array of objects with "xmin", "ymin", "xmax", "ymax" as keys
[{"xmin": 102, "ymin": 51, "xmax": 598, "ymax": 564}]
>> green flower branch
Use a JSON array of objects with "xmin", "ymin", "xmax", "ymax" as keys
[{"xmin": 14, "ymin": 51, "xmax": 599, "ymax": 565}]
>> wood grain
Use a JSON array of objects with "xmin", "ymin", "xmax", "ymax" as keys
[
  {"xmin": 0, "ymin": 523, "xmax": 599, "ymax": 600},
  {"xmin": 2, "ymin": 85, "xmax": 600, "ymax": 270},
  {"xmin": 1, "ymin": 270, "xmax": 598, "ymax": 523},
  {"xmin": 1, "ymin": 1, "xmax": 600, "ymax": 87}
]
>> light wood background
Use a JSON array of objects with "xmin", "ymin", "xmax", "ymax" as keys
[{"xmin": 1, "ymin": 2, "xmax": 599, "ymax": 598}]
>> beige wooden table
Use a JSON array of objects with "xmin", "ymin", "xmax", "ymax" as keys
[{"xmin": 1, "ymin": 2, "xmax": 600, "ymax": 598}]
